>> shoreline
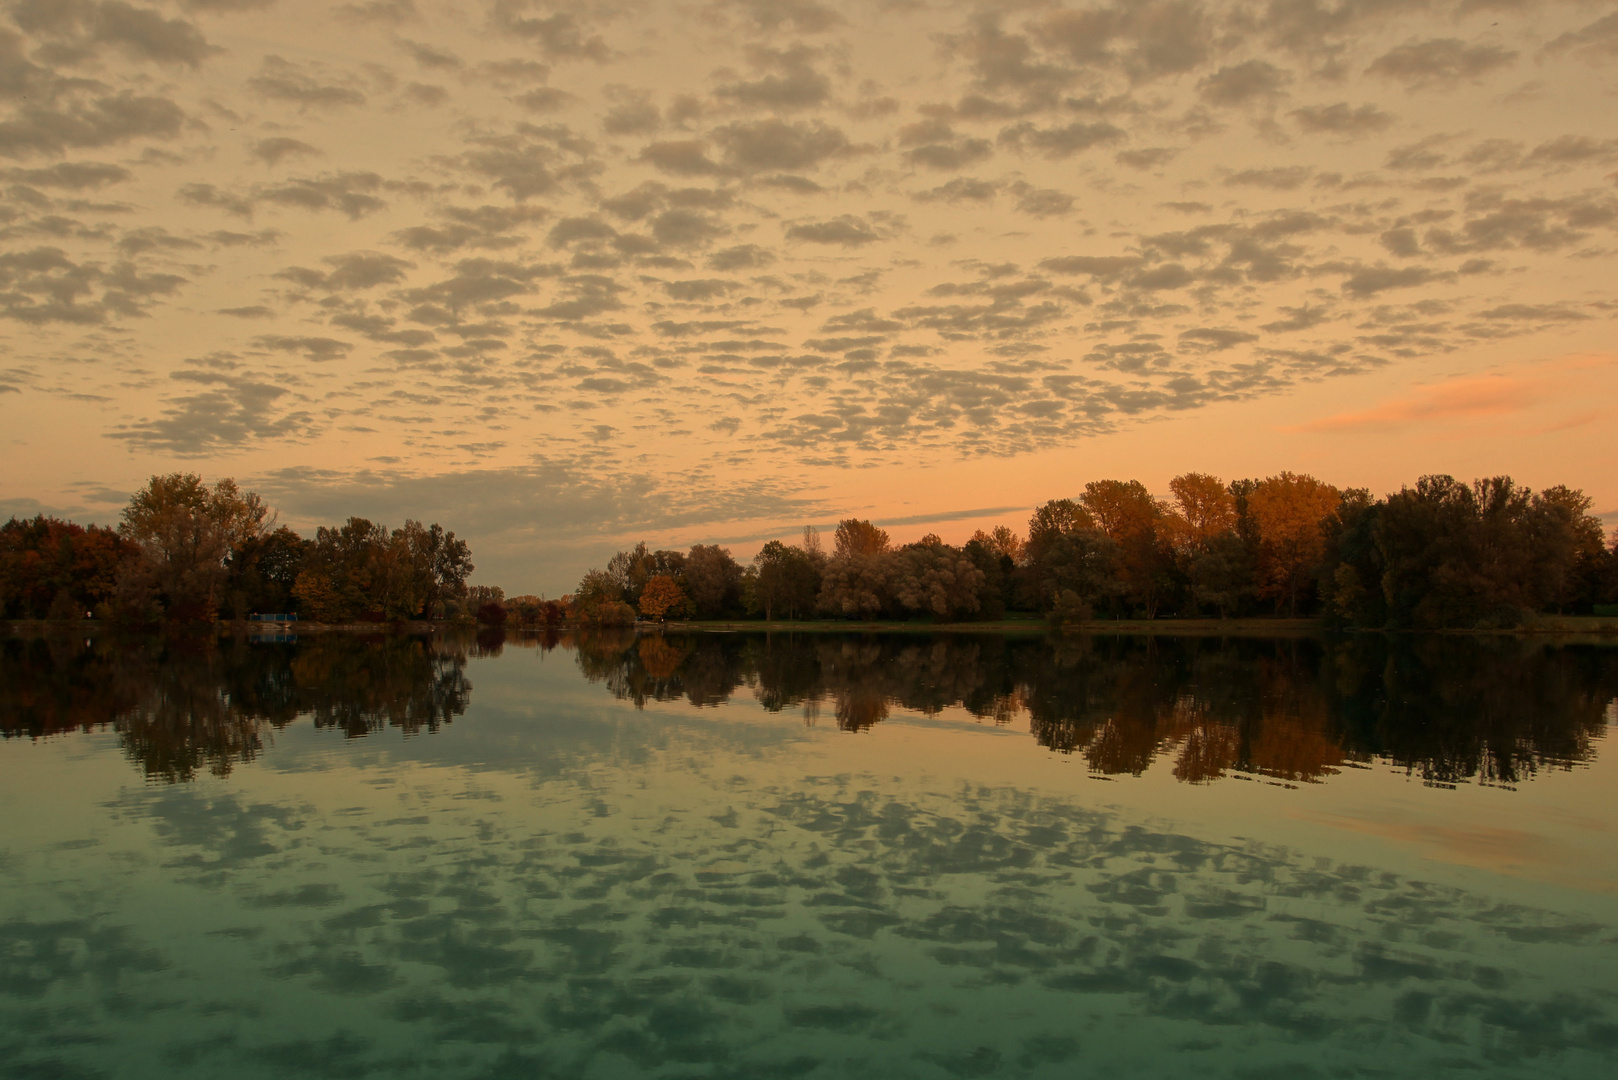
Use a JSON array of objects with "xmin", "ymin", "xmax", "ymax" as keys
[{"xmin": 6, "ymin": 615, "xmax": 1618, "ymax": 638}]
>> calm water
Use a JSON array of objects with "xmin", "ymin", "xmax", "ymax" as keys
[{"xmin": 3, "ymin": 629, "xmax": 1617, "ymax": 1079}]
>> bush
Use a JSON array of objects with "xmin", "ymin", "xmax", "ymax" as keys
[{"xmin": 476, "ymin": 601, "xmax": 508, "ymax": 626}]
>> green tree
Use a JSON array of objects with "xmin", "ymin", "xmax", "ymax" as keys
[
  {"xmin": 750, "ymin": 541, "xmax": 821, "ymax": 620},
  {"xmin": 684, "ymin": 544, "xmax": 743, "ymax": 617}
]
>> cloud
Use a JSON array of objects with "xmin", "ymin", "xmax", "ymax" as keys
[
  {"xmin": 258, "ymin": 172, "xmax": 388, "ymax": 218},
  {"xmin": 1544, "ymin": 12, "xmax": 1618, "ymax": 61},
  {"xmin": 785, "ymin": 215, "xmax": 881, "ymax": 246},
  {"xmin": 1340, "ymin": 264, "xmax": 1446, "ymax": 297},
  {"xmin": 997, "ymin": 120, "xmax": 1125, "ymax": 159},
  {"xmin": 251, "ymin": 137, "xmax": 321, "ymax": 165},
  {"xmin": 12, "ymin": 0, "xmax": 218, "ymax": 68},
  {"xmin": 914, "ymin": 178, "xmax": 997, "ymax": 203},
  {"xmin": 247, "ymin": 55, "xmax": 367, "ymax": 109},
  {"xmin": 0, "ymin": 88, "xmax": 186, "ymax": 158},
  {"xmin": 1224, "ymin": 166, "xmax": 1312, "ymax": 190},
  {"xmin": 1, "ymin": 161, "xmax": 131, "ymax": 188},
  {"xmin": 109, "ymin": 369, "xmax": 314, "ymax": 454},
  {"xmin": 1198, "ymin": 60, "xmax": 1289, "ymax": 107},
  {"xmin": 489, "ymin": 4, "xmax": 610, "ymax": 62},
  {"xmin": 1179, "ymin": 327, "xmax": 1258, "ymax": 353},
  {"xmin": 714, "ymin": 44, "xmax": 831, "ymax": 111},
  {"xmin": 1290, "ymin": 103, "xmax": 1393, "ymax": 136},
  {"xmin": 713, "ymin": 118, "xmax": 848, "ymax": 172},
  {"xmin": 1366, "ymin": 39, "xmax": 1516, "ymax": 88},
  {"xmin": 1115, "ymin": 147, "xmax": 1176, "ymax": 170},
  {"xmin": 1291, "ymin": 374, "xmax": 1535, "ymax": 432},
  {"xmin": 602, "ymin": 89, "xmax": 659, "ymax": 135},
  {"xmin": 0, "ymin": 247, "xmax": 184, "ymax": 324},
  {"xmin": 276, "ymin": 250, "xmax": 414, "ymax": 291},
  {"xmin": 251, "ymin": 334, "xmax": 352, "ymax": 361},
  {"xmin": 723, "ymin": 0, "xmax": 842, "ymax": 35}
]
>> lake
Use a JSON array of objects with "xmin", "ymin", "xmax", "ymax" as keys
[{"xmin": 3, "ymin": 628, "xmax": 1617, "ymax": 1079}]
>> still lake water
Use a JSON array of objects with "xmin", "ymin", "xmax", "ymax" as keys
[{"xmin": 3, "ymin": 628, "xmax": 1618, "ymax": 1079}]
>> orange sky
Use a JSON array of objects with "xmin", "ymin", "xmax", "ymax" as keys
[{"xmin": 1, "ymin": 0, "xmax": 1615, "ymax": 593}]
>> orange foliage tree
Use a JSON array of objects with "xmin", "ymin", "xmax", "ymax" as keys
[
  {"xmin": 638, "ymin": 574, "xmax": 687, "ymax": 622},
  {"xmin": 1248, "ymin": 472, "xmax": 1341, "ymax": 615}
]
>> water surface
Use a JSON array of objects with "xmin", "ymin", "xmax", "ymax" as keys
[{"xmin": 3, "ymin": 629, "xmax": 1616, "ymax": 1078}]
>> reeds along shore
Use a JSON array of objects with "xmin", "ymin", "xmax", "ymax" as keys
[{"xmin": 4, "ymin": 471, "xmax": 1616, "ymax": 631}]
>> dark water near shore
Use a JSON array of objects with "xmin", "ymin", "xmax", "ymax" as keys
[{"xmin": 3, "ymin": 629, "xmax": 1617, "ymax": 1078}]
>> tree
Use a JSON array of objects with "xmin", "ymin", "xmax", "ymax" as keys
[
  {"xmin": 225, "ymin": 526, "xmax": 309, "ymax": 618},
  {"xmin": 1247, "ymin": 472, "xmax": 1341, "ymax": 616},
  {"xmin": 963, "ymin": 534, "xmax": 1010, "ymax": 619},
  {"xmin": 751, "ymin": 541, "xmax": 820, "ymax": 620},
  {"xmin": 833, "ymin": 518, "xmax": 890, "ymax": 558},
  {"xmin": 606, "ymin": 542, "xmax": 686, "ymax": 608},
  {"xmin": 0, "ymin": 516, "xmax": 135, "ymax": 619},
  {"xmin": 891, "ymin": 537, "xmax": 985, "ymax": 621},
  {"xmin": 1081, "ymin": 480, "xmax": 1175, "ymax": 618},
  {"xmin": 1168, "ymin": 472, "xmax": 1237, "ymax": 549},
  {"xmin": 818, "ymin": 551, "xmax": 893, "ymax": 619},
  {"xmin": 573, "ymin": 569, "xmax": 637, "ymax": 624},
  {"xmin": 684, "ymin": 544, "xmax": 743, "ymax": 618},
  {"xmin": 639, "ymin": 575, "xmax": 687, "ymax": 622},
  {"xmin": 399, "ymin": 520, "xmax": 472, "ymax": 619},
  {"xmin": 1025, "ymin": 499, "xmax": 1095, "ymax": 565},
  {"xmin": 120, "ymin": 474, "xmax": 273, "ymax": 621},
  {"xmin": 1189, "ymin": 532, "xmax": 1255, "ymax": 618},
  {"xmin": 978, "ymin": 525, "xmax": 1026, "ymax": 564},
  {"xmin": 1038, "ymin": 530, "xmax": 1126, "ymax": 617}
]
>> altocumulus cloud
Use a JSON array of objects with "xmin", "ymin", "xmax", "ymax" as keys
[{"xmin": 0, "ymin": 0, "xmax": 1611, "ymax": 588}]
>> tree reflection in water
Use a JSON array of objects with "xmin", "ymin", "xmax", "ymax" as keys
[
  {"xmin": 1, "ymin": 629, "xmax": 1612, "ymax": 786},
  {"xmin": 569, "ymin": 631, "xmax": 1617, "ymax": 787},
  {"xmin": 0, "ymin": 630, "xmax": 471, "ymax": 781}
]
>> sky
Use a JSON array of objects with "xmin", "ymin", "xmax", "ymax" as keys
[{"xmin": 1, "ymin": 0, "xmax": 1616, "ymax": 595}]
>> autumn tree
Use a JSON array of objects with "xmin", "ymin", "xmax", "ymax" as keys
[
  {"xmin": 1168, "ymin": 472, "xmax": 1237, "ymax": 549},
  {"xmin": 606, "ymin": 542, "xmax": 686, "ymax": 608},
  {"xmin": 833, "ymin": 518, "xmax": 890, "ymax": 558},
  {"xmin": 0, "ymin": 516, "xmax": 135, "ymax": 619},
  {"xmin": 639, "ymin": 574, "xmax": 687, "ymax": 622},
  {"xmin": 1081, "ymin": 480, "xmax": 1175, "ymax": 618},
  {"xmin": 1248, "ymin": 472, "xmax": 1341, "ymax": 616},
  {"xmin": 573, "ymin": 569, "xmax": 636, "ymax": 625},
  {"xmin": 120, "ymin": 474, "xmax": 273, "ymax": 621},
  {"xmin": 1166, "ymin": 473, "xmax": 1249, "ymax": 617}
]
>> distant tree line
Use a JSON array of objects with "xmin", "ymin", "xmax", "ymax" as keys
[
  {"xmin": 6, "ymin": 470, "xmax": 1613, "ymax": 630},
  {"xmin": 1, "ymin": 474, "xmax": 474, "ymax": 625},
  {"xmin": 569, "ymin": 472, "xmax": 1617, "ymax": 629}
]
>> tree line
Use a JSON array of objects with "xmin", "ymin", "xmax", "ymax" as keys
[
  {"xmin": 569, "ymin": 472, "xmax": 1616, "ymax": 629},
  {"xmin": 1, "ymin": 474, "xmax": 474, "ymax": 625},
  {"xmin": 5, "ymin": 469, "xmax": 1613, "ymax": 629}
]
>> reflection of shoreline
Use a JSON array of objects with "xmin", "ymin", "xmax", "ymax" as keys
[
  {"xmin": 2, "ymin": 630, "xmax": 1614, "ymax": 789},
  {"xmin": 0, "ymin": 631, "xmax": 473, "ymax": 782},
  {"xmin": 565, "ymin": 631, "xmax": 1617, "ymax": 790}
]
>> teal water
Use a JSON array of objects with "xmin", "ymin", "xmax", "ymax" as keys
[{"xmin": 2, "ymin": 630, "xmax": 1617, "ymax": 1078}]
